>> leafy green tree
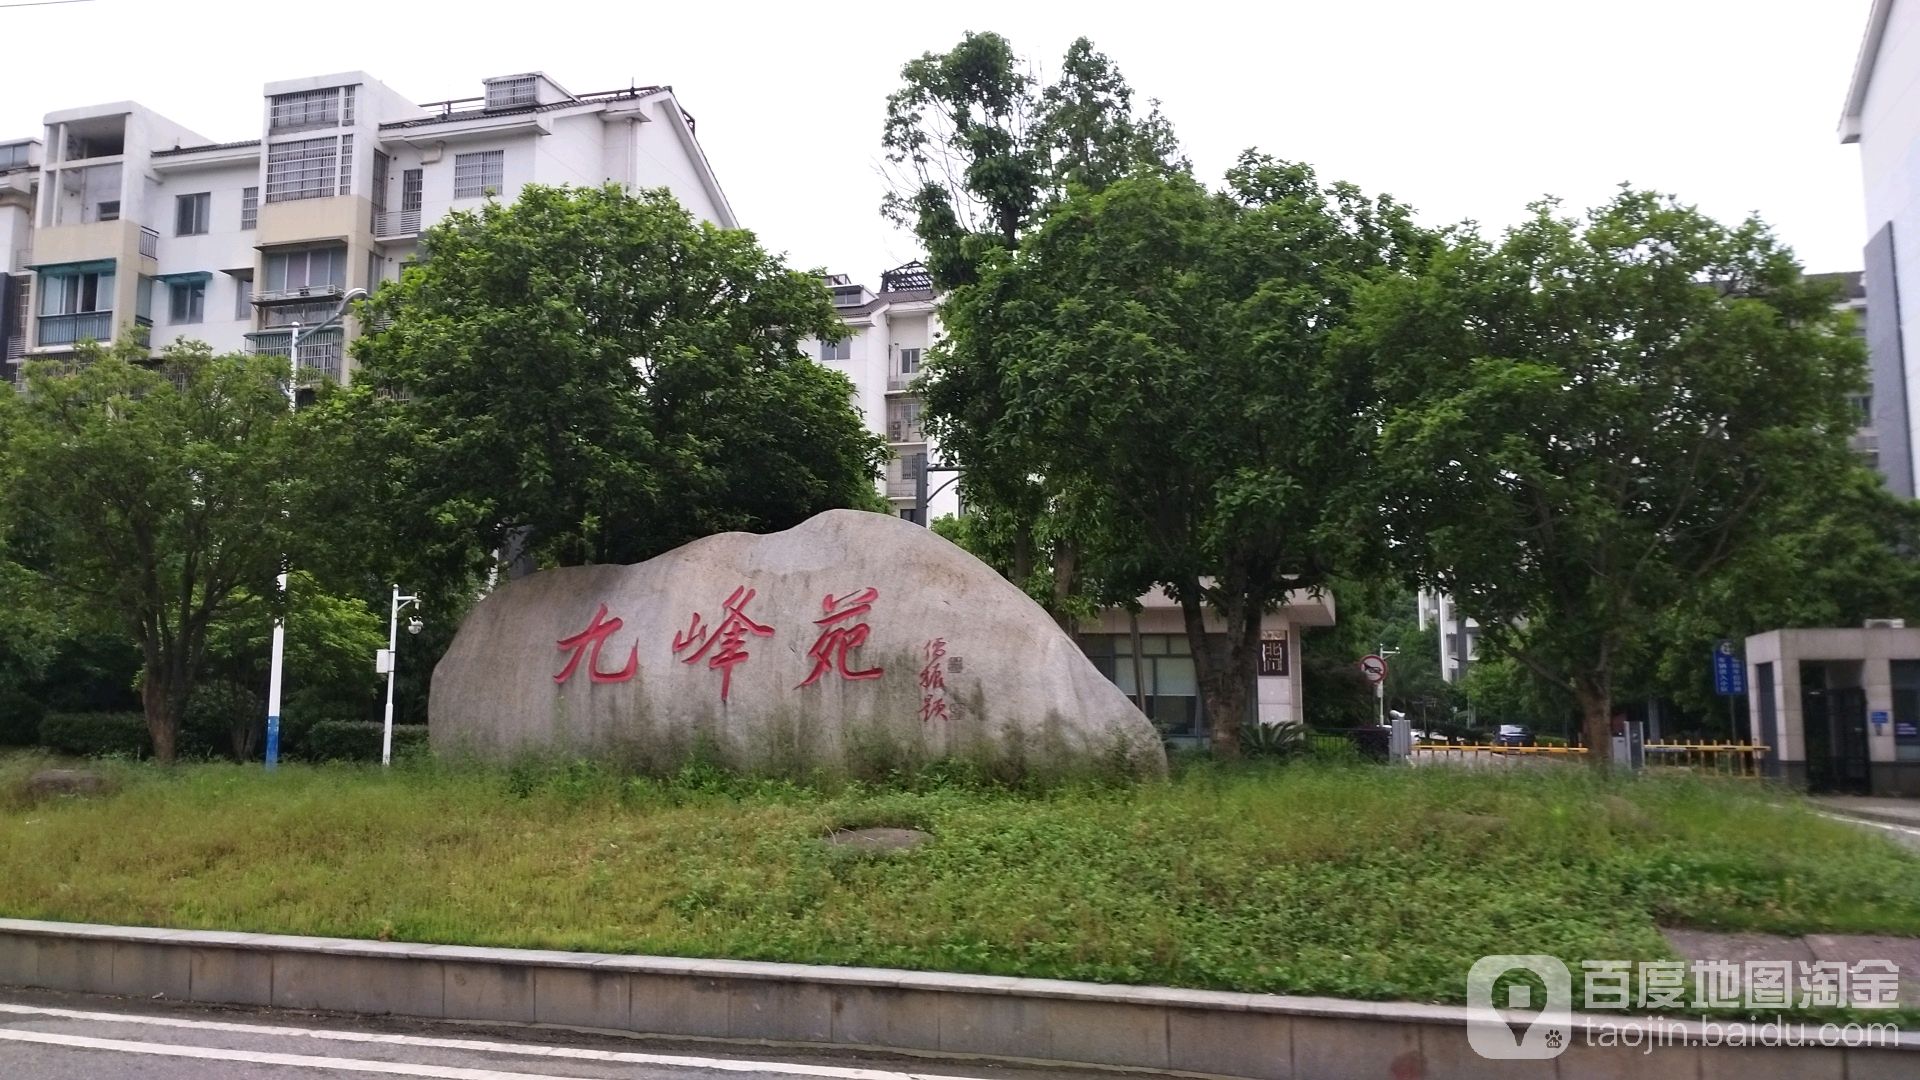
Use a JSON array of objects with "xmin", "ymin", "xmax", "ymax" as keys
[
  {"xmin": 343, "ymin": 183, "xmax": 887, "ymax": 582},
  {"xmin": 885, "ymin": 33, "xmax": 1183, "ymax": 601},
  {"xmin": 197, "ymin": 572, "xmax": 385, "ymax": 758},
  {"xmin": 0, "ymin": 339, "xmax": 315, "ymax": 762},
  {"xmin": 961, "ymin": 160, "xmax": 1427, "ymax": 753},
  {"xmin": 1641, "ymin": 464, "xmax": 1920, "ymax": 715},
  {"xmin": 1355, "ymin": 190, "xmax": 1867, "ymax": 760}
]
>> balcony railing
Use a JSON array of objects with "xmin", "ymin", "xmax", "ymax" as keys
[
  {"xmin": 886, "ymin": 374, "xmax": 917, "ymax": 392},
  {"xmin": 253, "ymin": 282, "xmax": 345, "ymax": 305},
  {"xmin": 886, "ymin": 421, "xmax": 925, "ymax": 444},
  {"xmin": 36, "ymin": 311, "xmax": 113, "ymax": 347},
  {"xmin": 373, "ymin": 208, "xmax": 423, "ymax": 239},
  {"xmin": 138, "ymin": 227, "xmax": 158, "ymax": 259},
  {"xmin": 248, "ymin": 328, "xmax": 343, "ymax": 384},
  {"xmin": 885, "ymin": 479, "xmax": 917, "ymax": 499}
]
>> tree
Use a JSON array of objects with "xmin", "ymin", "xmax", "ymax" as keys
[
  {"xmin": 0, "ymin": 339, "xmax": 314, "ymax": 762},
  {"xmin": 345, "ymin": 183, "xmax": 887, "ymax": 581},
  {"xmin": 1355, "ymin": 190, "xmax": 1868, "ymax": 761},
  {"xmin": 885, "ymin": 33, "xmax": 1184, "ymax": 605},
  {"xmin": 961, "ymin": 159, "xmax": 1429, "ymax": 753}
]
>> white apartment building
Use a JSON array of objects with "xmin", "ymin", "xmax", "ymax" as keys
[
  {"xmin": 807, "ymin": 262, "xmax": 961, "ymax": 524},
  {"xmin": 1417, "ymin": 589, "xmax": 1480, "ymax": 685},
  {"xmin": 1, "ymin": 71, "xmax": 733, "ymax": 384},
  {"xmin": 1841, "ymin": 0, "xmax": 1920, "ymax": 499}
]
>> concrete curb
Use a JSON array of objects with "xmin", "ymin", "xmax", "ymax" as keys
[
  {"xmin": 1816, "ymin": 804, "xmax": 1920, "ymax": 831},
  {"xmin": 0, "ymin": 919, "xmax": 1914, "ymax": 1079}
]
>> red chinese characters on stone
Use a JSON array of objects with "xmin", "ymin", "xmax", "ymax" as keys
[
  {"xmin": 553, "ymin": 604, "xmax": 638, "ymax": 685},
  {"xmin": 796, "ymin": 587, "xmax": 884, "ymax": 689},
  {"xmin": 673, "ymin": 586, "xmax": 774, "ymax": 702},
  {"xmin": 918, "ymin": 637, "xmax": 950, "ymax": 723}
]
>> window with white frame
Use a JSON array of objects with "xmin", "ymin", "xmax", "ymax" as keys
[
  {"xmin": 262, "ymin": 246, "xmax": 346, "ymax": 295},
  {"xmin": 899, "ymin": 347, "xmax": 922, "ymax": 374},
  {"xmin": 175, "ymin": 192, "xmax": 210, "ymax": 236},
  {"xmin": 486, "ymin": 76, "xmax": 537, "ymax": 110},
  {"xmin": 233, "ymin": 275, "xmax": 253, "ymax": 320},
  {"xmin": 820, "ymin": 338, "xmax": 850, "ymax": 362},
  {"xmin": 0, "ymin": 143, "xmax": 31, "ymax": 171},
  {"xmin": 337, "ymin": 136, "xmax": 354, "ymax": 197},
  {"xmin": 38, "ymin": 269, "xmax": 113, "ymax": 315},
  {"xmin": 265, "ymin": 137, "xmax": 340, "ymax": 203},
  {"xmin": 453, "ymin": 150, "xmax": 504, "ymax": 199},
  {"xmin": 240, "ymin": 186, "xmax": 258, "ymax": 229},
  {"xmin": 168, "ymin": 280, "xmax": 205, "ymax": 324},
  {"xmin": 269, "ymin": 89, "xmax": 343, "ymax": 133}
]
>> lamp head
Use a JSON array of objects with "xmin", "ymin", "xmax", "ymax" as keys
[{"xmin": 406, "ymin": 616, "xmax": 424, "ymax": 636}]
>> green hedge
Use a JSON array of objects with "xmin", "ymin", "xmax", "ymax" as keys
[
  {"xmin": 38, "ymin": 712, "xmax": 150, "ymax": 758},
  {"xmin": 301, "ymin": 720, "xmax": 428, "ymax": 763},
  {"xmin": 0, "ymin": 691, "xmax": 45, "ymax": 747}
]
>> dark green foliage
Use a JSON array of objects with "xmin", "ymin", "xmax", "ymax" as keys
[
  {"xmin": 301, "ymin": 720, "xmax": 428, "ymax": 763},
  {"xmin": 0, "ymin": 690, "xmax": 43, "ymax": 747},
  {"xmin": 1236, "ymin": 721, "xmax": 1306, "ymax": 761},
  {"xmin": 38, "ymin": 712, "xmax": 149, "ymax": 758},
  {"xmin": 333, "ymin": 183, "xmax": 887, "ymax": 590}
]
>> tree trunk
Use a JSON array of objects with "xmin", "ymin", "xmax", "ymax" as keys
[
  {"xmin": 1179, "ymin": 586, "xmax": 1262, "ymax": 759},
  {"xmin": 141, "ymin": 669, "xmax": 180, "ymax": 765},
  {"xmin": 1576, "ymin": 680, "xmax": 1613, "ymax": 771},
  {"xmin": 1049, "ymin": 538, "xmax": 1079, "ymax": 637},
  {"xmin": 1011, "ymin": 523, "xmax": 1033, "ymax": 589}
]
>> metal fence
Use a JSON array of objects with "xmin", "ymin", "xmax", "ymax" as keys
[{"xmin": 1406, "ymin": 740, "xmax": 1770, "ymax": 777}]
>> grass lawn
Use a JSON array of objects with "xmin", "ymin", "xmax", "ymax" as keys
[{"xmin": 2, "ymin": 751, "xmax": 1917, "ymax": 1011}]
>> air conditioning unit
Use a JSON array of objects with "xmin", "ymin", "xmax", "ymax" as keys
[
  {"xmin": 887, "ymin": 422, "xmax": 903, "ymax": 441},
  {"xmin": 1864, "ymin": 618, "xmax": 1907, "ymax": 630},
  {"xmin": 97, "ymin": 201, "xmax": 119, "ymax": 222}
]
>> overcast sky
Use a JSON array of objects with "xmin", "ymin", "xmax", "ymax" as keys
[{"xmin": 0, "ymin": 0, "xmax": 1876, "ymax": 283}]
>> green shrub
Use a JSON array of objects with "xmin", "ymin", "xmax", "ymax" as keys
[
  {"xmin": 1238, "ymin": 720, "xmax": 1306, "ymax": 761},
  {"xmin": 0, "ymin": 691, "xmax": 45, "ymax": 747},
  {"xmin": 301, "ymin": 720, "xmax": 427, "ymax": 763},
  {"xmin": 38, "ymin": 712, "xmax": 149, "ymax": 758}
]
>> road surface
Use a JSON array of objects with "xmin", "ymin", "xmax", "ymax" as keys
[{"xmin": 0, "ymin": 987, "xmax": 1135, "ymax": 1080}]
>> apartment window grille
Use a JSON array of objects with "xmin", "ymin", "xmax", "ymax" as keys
[
  {"xmin": 486, "ymin": 76, "xmax": 537, "ymax": 110},
  {"xmin": 168, "ymin": 280, "xmax": 205, "ymax": 324},
  {"xmin": 240, "ymin": 187, "xmax": 258, "ymax": 229},
  {"xmin": 401, "ymin": 168, "xmax": 423, "ymax": 212},
  {"xmin": 265, "ymin": 137, "xmax": 339, "ymax": 203},
  {"xmin": 342, "ymin": 86, "xmax": 356, "ymax": 126},
  {"xmin": 262, "ymin": 247, "xmax": 346, "ymax": 296},
  {"xmin": 175, "ymin": 192, "xmax": 210, "ymax": 236},
  {"xmin": 269, "ymin": 89, "xmax": 340, "ymax": 133},
  {"xmin": 337, "ymin": 136, "xmax": 354, "ymax": 197},
  {"xmin": 453, "ymin": 150, "xmax": 504, "ymax": 199},
  {"xmin": 96, "ymin": 200, "xmax": 120, "ymax": 222},
  {"xmin": 820, "ymin": 338, "xmax": 850, "ymax": 362}
]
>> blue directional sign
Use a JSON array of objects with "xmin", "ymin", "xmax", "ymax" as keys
[{"xmin": 1712, "ymin": 639, "xmax": 1746, "ymax": 696}]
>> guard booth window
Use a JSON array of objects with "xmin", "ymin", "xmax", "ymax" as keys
[{"xmin": 1894, "ymin": 660, "xmax": 1920, "ymax": 763}]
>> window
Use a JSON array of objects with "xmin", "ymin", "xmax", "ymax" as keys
[
  {"xmin": 265, "ymin": 137, "xmax": 341, "ymax": 203},
  {"xmin": 38, "ymin": 269, "xmax": 113, "ymax": 315},
  {"xmin": 899, "ymin": 347, "xmax": 922, "ymax": 374},
  {"xmin": 820, "ymin": 338, "xmax": 850, "ymax": 362},
  {"xmin": 233, "ymin": 275, "xmax": 253, "ymax": 320},
  {"xmin": 1847, "ymin": 392, "xmax": 1873, "ymax": 426},
  {"xmin": 0, "ymin": 143, "xmax": 31, "ymax": 171},
  {"xmin": 337, "ymin": 136, "xmax": 354, "ymax": 197},
  {"xmin": 269, "ymin": 89, "xmax": 341, "ymax": 133},
  {"xmin": 400, "ymin": 168, "xmax": 422, "ymax": 212},
  {"xmin": 262, "ymin": 246, "xmax": 346, "ymax": 295},
  {"xmin": 168, "ymin": 280, "xmax": 205, "ymax": 324},
  {"xmin": 175, "ymin": 192, "xmax": 210, "ymax": 236},
  {"xmin": 486, "ymin": 76, "xmax": 537, "ymax": 110},
  {"xmin": 240, "ymin": 187, "xmax": 258, "ymax": 229},
  {"xmin": 886, "ymin": 398, "xmax": 923, "ymax": 442},
  {"xmin": 96, "ymin": 200, "xmax": 120, "ymax": 222},
  {"xmin": 1081, "ymin": 634, "xmax": 1208, "ymax": 737},
  {"xmin": 341, "ymin": 86, "xmax": 356, "ymax": 126},
  {"xmin": 453, "ymin": 150, "xmax": 503, "ymax": 199}
]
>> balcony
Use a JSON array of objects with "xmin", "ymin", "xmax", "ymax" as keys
[
  {"xmin": 373, "ymin": 208, "xmax": 423, "ymax": 239},
  {"xmin": 886, "ymin": 374, "xmax": 917, "ymax": 392},
  {"xmin": 886, "ymin": 419, "xmax": 925, "ymax": 444},
  {"xmin": 885, "ymin": 479, "xmax": 917, "ymax": 500},
  {"xmin": 36, "ymin": 311, "xmax": 113, "ymax": 347},
  {"xmin": 253, "ymin": 282, "xmax": 345, "ymax": 305},
  {"xmin": 247, "ymin": 328, "xmax": 343, "ymax": 384}
]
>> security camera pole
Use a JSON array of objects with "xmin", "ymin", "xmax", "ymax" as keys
[{"xmin": 377, "ymin": 585, "xmax": 422, "ymax": 766}]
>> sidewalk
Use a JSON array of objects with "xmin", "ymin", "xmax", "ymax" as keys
[{"xmin": 1812, "ymin": 795, "xmax": 1920, "ymax": 829}]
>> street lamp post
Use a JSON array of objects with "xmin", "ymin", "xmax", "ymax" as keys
[
  {"xmin": 263, "ymin": 287, "xmax": 368, "ymax": 769},
  {"xmin": 913, "ymin": 459, "xmax": 961, "ymax": 527},
  {"xmin": 377, "ymin": 585, "xmax": 423, "ymax": 767}
]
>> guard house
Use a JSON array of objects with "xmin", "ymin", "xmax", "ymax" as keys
[{"xmin": 1744, "ymin": 624, "xmax": 1920, "ymax": 796}]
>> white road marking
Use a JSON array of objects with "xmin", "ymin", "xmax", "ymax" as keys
[
  {"xmin": 0, "ymin": 1002, "xmax": 978, "ymax": 1080},
  {"xmin": 0, "ymin": 1029, "xmax": 630, "ymax": 1079},
  {"xmin": 1815, "ymin": 811, "xmax": 1920, "ymax": 839}
]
